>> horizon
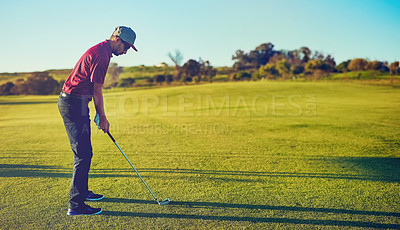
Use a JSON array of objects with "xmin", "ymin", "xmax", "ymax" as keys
[{"xmin": 0, "ymin": 0, "xmax": 399, "ymax": 73}]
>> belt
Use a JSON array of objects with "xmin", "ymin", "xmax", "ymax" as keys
[{"xmin": 60, "ymin": 92, "xmax": 91, "ymax": 102}]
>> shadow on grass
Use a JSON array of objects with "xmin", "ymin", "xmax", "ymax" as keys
[
  {"xmin": 101, "ymin": 198, "xmax": 400, "ymax": 229},
  {"xmin": 102, "ymin": 198, "xmax": 400, "ymax": 217},
  {"xmin": 332, "ymin": 157, "xmax": 400, "ymax": 183},
  {"xmin": 137, "ymin": 156, "xmax": 400, "ymax": 183},
  {"xmin": 0, "ymin": 100, "xmax": 56, "ymax": 105},
  {"xmin": 0, "ymin": 164, "xmax": 130, "ymax": 178},
  {"xmin": 2, "ymin": 156, "xmax": 399, "ymax": 183},
  {"xmin": 0, "ymin": 164, "xmax": 70, "ymax": 178}
]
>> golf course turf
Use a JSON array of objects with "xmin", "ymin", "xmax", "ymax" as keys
[{"xmin": 1, "ymin": 81, "xmax": 399, "ymax": 229}]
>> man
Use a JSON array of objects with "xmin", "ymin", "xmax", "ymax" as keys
[{"xmin": 58, "ymin": 26, "xmax": 138, "ymax": 216}]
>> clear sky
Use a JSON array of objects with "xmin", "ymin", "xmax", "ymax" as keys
[{"xmin": 0, "ymin": 0, "xmax": 399, "ymax": 73}]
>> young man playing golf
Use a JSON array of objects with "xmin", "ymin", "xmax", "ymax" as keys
[{"xmin": 58, "ymin": 26, "xmax": 138, "ymax": 216}]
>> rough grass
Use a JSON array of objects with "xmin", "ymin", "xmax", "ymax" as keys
[{"xmin": 0, "ymin": 82, "xmax": 399, "ymax": 229}]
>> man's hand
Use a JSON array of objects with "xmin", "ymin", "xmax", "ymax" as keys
[
  {"xmin": 99, "ymin": 115, "xmax": 110, "ymax": 133},
  {"xmin": 93, "ymin": 82, "xmax": 109, "ymax": 133},
  {"xmin": 94, "ymin": 113, "xmax": 110, "ymax": 133}
]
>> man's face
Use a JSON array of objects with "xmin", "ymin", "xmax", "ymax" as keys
[{"xmin": 113, "ymin": 39, "xmax": 130, "ymax": 56}]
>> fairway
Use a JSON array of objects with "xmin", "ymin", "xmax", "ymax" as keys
[{"xmin": 1, "ymin": 82, "xmax": 399, "ymax": 229}]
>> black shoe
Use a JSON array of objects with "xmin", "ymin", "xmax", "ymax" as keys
[
  {"xmin": 67, "ymin": 205, "xmax": 102, "ymax": 216},
  {"xmin": 86, "ymin": 191, "xmax": 104, "ymax": 201}
]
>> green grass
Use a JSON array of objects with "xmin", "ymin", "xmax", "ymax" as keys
[
  {"xmin": 329, "ymin": 71, "xmax": 390, "ymax": 80},
  {"xmin": 119, "ymin": 66, "xmax": 176, "ymax": 80},
  {"xmin": 0, "ymin": 72, "xmax": 32, "ymax": 84},
  {"xmin": 1, "ymin": 82, "xmax": 400, "ymax": 229}
]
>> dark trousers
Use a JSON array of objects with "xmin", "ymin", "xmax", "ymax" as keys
[{"xmin": 58, "ymin": 93, "xmax": 92, "ymax": 209}]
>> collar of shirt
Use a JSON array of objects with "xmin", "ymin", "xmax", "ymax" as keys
[{"xmin": 103, "ymin": 40, "xmax": 112, "ymax": 58}]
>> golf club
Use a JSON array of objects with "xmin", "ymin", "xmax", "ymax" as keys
[
  {"xmin": 94, "ymin": 114, "xmax": 170, "ymax": 206},
  {"xmin": 106, "ymin": 131, "xmax": 170, "ymax": 206}
]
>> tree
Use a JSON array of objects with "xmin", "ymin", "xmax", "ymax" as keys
[
  {"xmin": 366, "ymin": 61, "xmax": 389, "ymax": 75},
  {"xmin": 232, "ymin": 49, "xmax": 253, "ymax": 71},
  {"xmin": 181, "ymin": 59, "xmax": 201, "ymax": 82},
  {"xmin": 336, "ymin": 60, "xmax": 351, "ymax": 73},
  {"xmin": 173, "ymin": 70, "xmax": 183, "ymax": 83},
  {"xmin": 324, "ymin": 55, "xmax": 336, "ymax": 72},
  {"xmin": 209, "ymin": 69, "xmax": 217, "ymax": 82},
  {"xmin": 348, "ymin": 58, "xmax": 368, "ymax": 71},
  {"xmin": 199, "ymin": 60, "xmax": 217, "ymax": 82},
  {"xmin": 254, "ymin": 43, "xmax": 276, "ymax": 67},
  {"xmin": 154, "ymin": 74, "xmax": 166, "ymax": 85},
  {"xmin": 117, "ymin": 78, "xmax": 135, "ymax": 87},
  {"xmin": 108, "ymin": 63, "xmax": 123, "ymax": 81},
  {"xmin": 181, "ymin": 75, "xmax": 193, "ymax": 84},
  {"xmin": 10, "ymin": 82, "xmax": 28, "ymax": 95},
  {"xmin": 105, "ymin": 63, "xmax": 123, "ymax": 88},
  {"xmin": 232, "ymin": 42, "xmax": 277, "ymax": 71},
  {"xmin": 238, "ymin": 71, "xmax": 251, "ymax": 80},
  {"xmin": 146, "ymin": 77, "xmax": 154, "ymax": 85},
  {"xmin": 366, "ymin": 61, "xmax": 380, "ymax": 70},
  {"xmin": 286, "ymin": 50, "xmax": 302, "ymax": 66},
  {"xmin": 231, "ymin": 71, "xmax": 251, "ymax": 81},
  {"xmin": 168, "ymin": 50, "xmax": 183, "ymax": 68},
  {"xmin": 13, "ymin": 72, "xmax": 59, "ymax": 95},
  {"xmin": 389, "ymin": 61, "xmax": 399, "ymax": 84},
  {"xmin": 300, "ymin": 47, "xmax": 312, "ymax": 64},
  {"xmin": 312, "ymin": 51, "xmax": 324, "ymax": 60},
  {"xmin": 259, "ymin": 63, "xmax": 279, "ymax": 80},
  {"xmin": 290, "ymin": 65, "xmax": 304, "ymax": 79},
  {"xmin": 0, "ymin": 82, "xmax": 15, "ymax": 95},
  {"xmin": 389, "ymin": 61, "xmax": 399, "ymax": 75},
  {"xmin": 276, "ymin": 59, "xmax": 291, "ymax": 80},
  {"xmin": 165, "ymin": 75, "xmax": 174, "ymax": 85},
  {"xmin": 251, "ymin": 71, "xmax": 261, "ymax": 81},
  {"xmin": 304, "ymin": 59, "xmax": 330, "ymax": 80},
  {"xmin": 268, "ymin": 53, "xmax": 286, "ymax": 65},
  {"xmin": 168, "ymin": 50, "xmax": 184, "ymax": 83}
]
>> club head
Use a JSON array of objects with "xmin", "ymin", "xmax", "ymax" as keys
[{"xmin": 158, "ymin": 198, "xmax": 170, "ymax": 206}]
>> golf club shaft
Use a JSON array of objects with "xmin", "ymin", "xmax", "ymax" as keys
[{"xmin": 107, "ymin": 131, "xmax": 159, "ymax": 203}]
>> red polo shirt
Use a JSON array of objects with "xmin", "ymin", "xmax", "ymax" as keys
[{"xmin": 62, "ymin": 40, "xmax": 112, "ymax": 98}]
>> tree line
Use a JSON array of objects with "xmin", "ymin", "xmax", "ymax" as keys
[
  {"xmin": 0, "ymin": 72, "xmax": 62, "ymax": 96},
  {"xmin": 1, "ymin": 41, "xmax": 399, "ymax": 95},
  {"xmin": 230, "ymin": 42, "xmax": 399, "ymax": 81},
  {"xmin": 107, "ymin": 55, "xmax": 218, "ymax": 89},
  {"xmin": 149, "ymin": 44, "xmax": 399, "ymax": 83}
]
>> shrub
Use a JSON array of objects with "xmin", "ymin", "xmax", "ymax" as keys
[
  {"xmin": 251, "ymin": 72, "xmax": 261, "ymax": 81},
  {"xmin": 9, "ymin": 72, "xmax": 59, "ymax": 95},
  {"xmin": 165, "ymin": 75, "xmax": 174, "ymax": 85},
  {"xmin": 117, "ymin": 78, "xmax": 136, "ymax": 87},
  {"xmin": 233, "ymin": 71, "xmax": 251, "ymax": 81},
  {"xmin": 348, "ymin": 58, "xmax": 368, "ymax": 71},
  {"xmin": 0, "ymin": 82, "xmax": 15, "ymax": 95},
  {"xmin": 213, "ymin": 75, "xmax": 229, "ymax": 82},
  {"xmin": 389, "ymin": 62, "xmax": 399, "ymax": 75},
  {"xmin": 10, "ymin": 82, "xmax": 29, "ymax": 95},
  {"xmin": 154, "ymin": 75, "xmax": 166, "ymax": 85},
  {"xmin": 366, "ymin": 61, "xmax": 389, "ymax": 72},
  {"xmin": 336, "ymin": 60, "xmax": 350, "ymax": 72},
  {"xmin": 259, "ymin": 63, "xmax": 279, "ymax": 79}
]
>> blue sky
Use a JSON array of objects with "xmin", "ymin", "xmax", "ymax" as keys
[{"xmin": 0, "ymin": 0, "xmax": 399, "ymax": 73}]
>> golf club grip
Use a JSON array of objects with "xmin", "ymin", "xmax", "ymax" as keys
[{"xmin": 107, "ymin": 131, "xmax": 116, "ymax": 143}]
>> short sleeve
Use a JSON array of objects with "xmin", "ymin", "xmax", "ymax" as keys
[{"xmin": 90, "ymin": 56, "xmax": 110, "ymax": 84}]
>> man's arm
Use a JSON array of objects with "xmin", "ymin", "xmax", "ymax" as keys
[{"xmin": 93, "ymin": 82, "xmax": 110, "ymax": 133}]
